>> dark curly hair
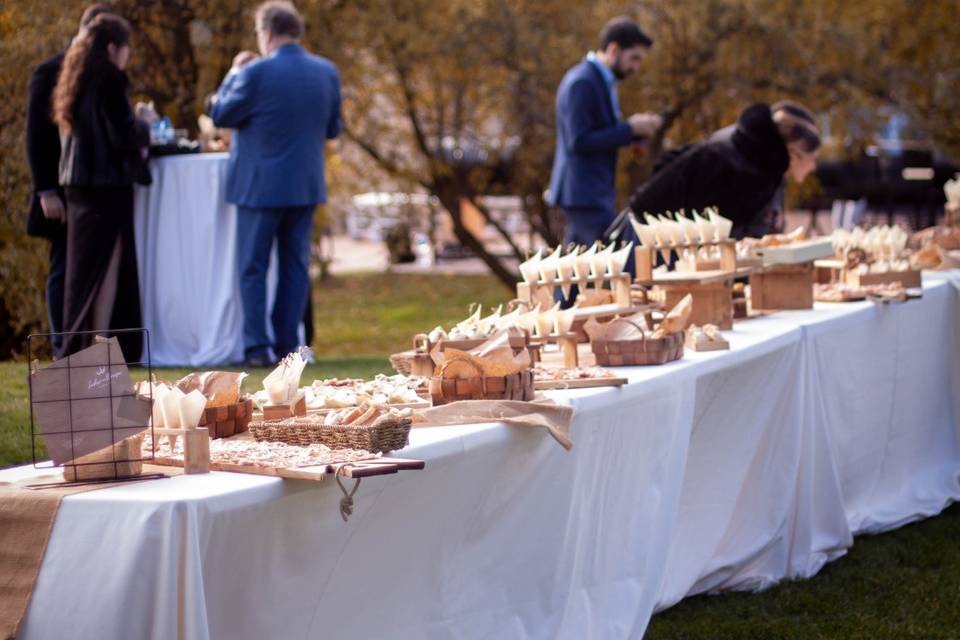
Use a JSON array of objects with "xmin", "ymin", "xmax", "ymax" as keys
[{"xmin": 52, "ymin": 13, "xmax": 132, "ymax": 135}]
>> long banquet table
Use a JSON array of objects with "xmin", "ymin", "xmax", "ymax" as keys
[{"xmin": 7, "ymin": 273, "xmax": 960, "ymax": 639}]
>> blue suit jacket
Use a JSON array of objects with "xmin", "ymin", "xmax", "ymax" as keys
[
  {"xmin": 547, "ymin": 60, "xmax": 633, "ymax": 214},
  {"xmin": 210, "ymin": 44, "xmax": 341, "ymax": 208}
]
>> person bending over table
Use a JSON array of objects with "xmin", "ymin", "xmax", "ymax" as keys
[
  {"xmin": 547, "ymin": 16, "xmax": 663, "ymax": 249},
  {"xmin": 614, "ymin": 101, "xmax": 821, "ymax": 246},
  {"xmin": 53, "ymin": 13, "xmax": 154, "ymax": 362},
  {"xmin": 208, "ymin": 0, "xmax": 342, "ymax": 367}
]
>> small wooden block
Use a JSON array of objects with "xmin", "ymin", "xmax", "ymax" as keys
[
  {"xmin": 183, "ymin": 428, "xmax": 210, "ymax": 474},
  {"xmin": 611, "ymin": 274, "xmax": 632, "ymax": 307},
  {"xmin": 262, "ymin": 390, "xmax": 307, "ymax": 421},
  {"xmin": 559, "ymin": 335, "xmax": 579, "ymax": 368},
  {"xmin": 685, "ymin": 336, "xmax": 730, "ymax": 352}
]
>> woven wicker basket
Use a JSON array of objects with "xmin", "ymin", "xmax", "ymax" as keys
[
  {"xmin": 390, "ymin": 352, "xmax": 414, "ymax": 375},
  {"xmin": 389, "ymin": 350, "xmax": 434, "ymax": 377},
  {"xmin": 591, "ymin": 330, "xmax": 685, "ymax": 366},
  {"xmin": 198, "ymin": 398, "xmax": 254, "ymax": 439},
  {"xmin": 251, "ymin": 414, "xmax": 412, "ymax": 453},
  {"xmin": 428, "ymin": 356, "xmax": 534, "ymax": 405}
]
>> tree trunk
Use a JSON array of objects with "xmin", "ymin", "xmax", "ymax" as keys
[{"xmin": 434, "ymin": 187, "xmax": 519, "ymax": 290}]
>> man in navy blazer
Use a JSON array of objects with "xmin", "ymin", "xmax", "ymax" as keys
[
  {"xmin": 548, "ymin": 17, "xmax": 662, "ymax": 248},
  {"xmin": 210, "ymin": 0, "xmax": 341, "ymax": 365}
]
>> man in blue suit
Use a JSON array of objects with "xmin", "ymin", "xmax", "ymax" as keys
[
  {"xmin": 209, "ymin": 1, "xmax": 341, "ymax": 365},
  {"xmin": 548, "ymin": 16, "xmax": 662, "ymax": 248}
]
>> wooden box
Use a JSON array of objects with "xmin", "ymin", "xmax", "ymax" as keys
[
  {"xmin": 662, "ymin": 281, "xmax": 733, "ymax": 330},
  {"xmin": 63, "ymin": 433, "xmax": 144, "ymax": 481},
  {"xmin": 262, "ymin": 390, "xmax": 307, "ymax": 421},
  {"xmin": 845, "ymin": 268, "xmax": 922, "ymax": 289},
  {"xmin": 749, "ymin": 263, "xmax": 814, "ymax": 310}
]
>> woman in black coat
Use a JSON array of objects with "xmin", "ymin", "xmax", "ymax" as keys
[
  {"xmin": 52, "ymin": 14, "xmax": 153, "ymax": 361},
  {"xmin": 618, "ymin": 102, "xmax": 821, "ymax": 242}
]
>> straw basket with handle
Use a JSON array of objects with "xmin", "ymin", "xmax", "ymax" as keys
[
  {"xmin": 590, "ymin": 317, "xmax": 685, "ymax": 366},
  {"xmin": 428, "ymin": 357, "xmax": 534, "ymax": 405}
]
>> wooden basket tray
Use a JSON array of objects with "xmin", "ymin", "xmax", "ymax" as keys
[
  {"xmin": 591, "ymin": 331, "xmax": 684, "ymax": 366},
  {"xmin": 199, "ymin": 398, "xmax": 254, "ymax": 439},
  {"xmin": 251, "ymin": 414, "xmax": 412, "ymax": 454},
  {"xmin": 429, "ymin": 370, "xmax": 534, "ymax": 405}
]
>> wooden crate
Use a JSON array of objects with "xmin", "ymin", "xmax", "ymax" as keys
[
  {"xmin": 662, "ymin": 280, "xmax": 733, "ymax": 330},
  {"xmin": 749, "ymin": 263, "xmax": 814, "ymax": 310}
]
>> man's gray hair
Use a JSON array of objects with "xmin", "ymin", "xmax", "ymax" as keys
[{"xmin": 256, "ymin": 1, "xmax": 304, "ymax": 39}]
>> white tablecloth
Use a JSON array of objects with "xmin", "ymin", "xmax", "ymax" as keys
[
  {"xmin": 134, "ymin": 153, "xmax": 245, "ymax": 366},
  {"xmin": 9, "ymin": 275, "xmax": 960, "ymax": 639}
]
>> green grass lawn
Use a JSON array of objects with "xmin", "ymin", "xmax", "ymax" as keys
[
  {"xmin": 645, "ymin": 503, "xmax": 960, "ymax": 638},
  {"xmin": 311, "ymin": 272, "xmax": 511, "ymax": 357},
  {"xmin": 3, "ymin": 271, "xmax": 959, "ymax": 638}
]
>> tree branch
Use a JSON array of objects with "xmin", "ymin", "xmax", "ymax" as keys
[{"xmin": 472, "ymin": 197, "xmax": 525, "ymax": 261}]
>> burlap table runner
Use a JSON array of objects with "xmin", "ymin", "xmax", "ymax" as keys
[
  {"xmin": 414, "ymin": 398, "xmax": 574, "ymax": 450},
  {"xmin": 0, "ymin": 465, "xmax": 179, "ymax": 639}
]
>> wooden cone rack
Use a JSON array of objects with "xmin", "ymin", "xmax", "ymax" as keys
[
  {"xmin": 634, "ymin": 240, "xmax": 739, "ymax": 330},
  {"xmin": 515, "ymin": 267, "xmax": 638, "ymax": 367}
]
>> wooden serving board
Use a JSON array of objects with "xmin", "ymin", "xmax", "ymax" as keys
[
  {"xmin": 305, "ymin": 400, "xmax": 430, "ymax": 415},
  {"xmin": 815, "ymin": 291, "xmax": 866, "ymax": 303},
  {"xmin": 572, "ymin": 303, "xmax": 649, "ymax": 320},
  {"xmin": 534, "ymin": 376, "xmax": 628, "ymax": 390},
  {"xmin": 149, "ymin": 455, "xmax": 425, "ymax": 480},
  {"xmin": 755, "ymin": 238, "xmax": 835, "ymax": 266},
  {"xmin": 867, "ymin": 288, "xmax": 922, "ymax": 305},
  {"xmin": 641, "ymin": 269, "xmax": 736, "ymax": 286}
]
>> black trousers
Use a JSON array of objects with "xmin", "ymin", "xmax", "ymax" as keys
[
  {"xmin": 60, "ymin": 186, "xmax": 142, "ymax": 363},
  {"xmin": 46, "ymin": 231, "xmax": 67, "ymax": 353}
]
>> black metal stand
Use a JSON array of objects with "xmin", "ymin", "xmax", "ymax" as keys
[{"xmin": 26, "ymin": 328, "xmax": 159, "ymax": 486}]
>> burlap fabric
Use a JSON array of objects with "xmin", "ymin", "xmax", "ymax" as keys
[
  {"xmin": 414, "ymin": 398, "xmax": 574, "ymax": 450},
  {"xmin": 0, "ymin": 465, "xmax": 177, "ymax": 639}
]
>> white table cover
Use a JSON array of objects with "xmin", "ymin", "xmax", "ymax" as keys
[
  {"xmin": 134, "ymin": 153, "xmax": 244, "ymax": 366},
  {"xmin": 134, "ymin": 154, "xmax": 292, "ymax": 367},
  {"xmin": 9, "ymin": 275, "xmax": 960, "ymax": 639}
]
